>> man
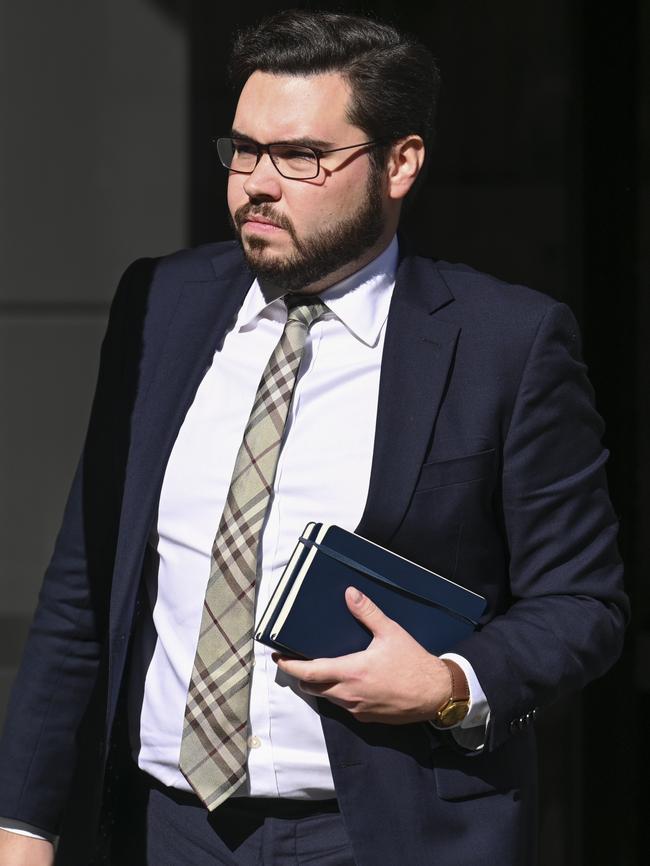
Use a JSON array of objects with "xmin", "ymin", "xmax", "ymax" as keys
[{"xmin": 0, "ymin": 9, "xmax": 628, "ymax": 866}]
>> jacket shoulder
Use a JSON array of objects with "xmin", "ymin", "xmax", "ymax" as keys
[
  {"xmin": 110, "ymin": 240, "xmax": 249, "ymax": 315},
  {"xmin": 433, "ymin": 259, "xmax": 562, "ymax": 321},
  {"xmin": 145, "ymin": 239, "xmax": 247, "ymax": 282},
  {"xmin": 401, "ymin": 254, "xmax": 582, "ymax": 372}
]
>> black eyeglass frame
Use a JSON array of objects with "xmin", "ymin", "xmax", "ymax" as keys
[{"xmin": 214, "ymin": 136, "xmax": 387, "ymax": 180}]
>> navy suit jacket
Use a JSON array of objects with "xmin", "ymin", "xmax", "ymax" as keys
[{"xmin": 0, "ymin": 240, "xmax": 628, "ymax": 865}]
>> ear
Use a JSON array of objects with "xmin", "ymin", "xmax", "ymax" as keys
[{"xmin": 386, "ymin": 135, "xmax": 425, "ymax": 201}]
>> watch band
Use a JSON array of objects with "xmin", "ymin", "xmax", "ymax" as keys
[
  {"xmin": 443, "ymin": 659, "xmax": 470, "ymax": 703},
  {"xmin": 433, "ymin": 658, "xmax": 470, "ymax": 727}
]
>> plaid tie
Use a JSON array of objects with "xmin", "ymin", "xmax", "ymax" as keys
[{"xmin": 179, "ymin": 294, "xmax": 328, "ymax": 810}]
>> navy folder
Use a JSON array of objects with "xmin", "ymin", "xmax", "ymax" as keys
[{"xmin": 255, "ymin": 522, "xmax": 486, "ymax": 659}]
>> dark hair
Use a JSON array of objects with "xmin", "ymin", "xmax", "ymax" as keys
[{"xmin": 228, "ymin": 9, "xmax": 440, "ymax": 193}]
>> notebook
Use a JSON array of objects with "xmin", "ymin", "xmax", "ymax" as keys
[{"xmin": 255, "ymin": 522, "xmax": 486, "ymax": 659}]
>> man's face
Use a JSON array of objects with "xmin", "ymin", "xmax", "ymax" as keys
[{"xmin": 227, "ymin": 71, "xmax": 389, "ymax": 293}]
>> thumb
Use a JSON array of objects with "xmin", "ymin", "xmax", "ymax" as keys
[{"xmin": 345, "ymin": 586, "xmax": 391, "ymax": 635}]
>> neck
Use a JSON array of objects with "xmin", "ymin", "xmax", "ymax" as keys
[{"xmin": 285, "ymin": 227, "xmax": 397, "ymax": 297}]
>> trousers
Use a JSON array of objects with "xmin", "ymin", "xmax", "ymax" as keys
[{"xmin": 109, "ymin": 764, "xmax": 357, "ymax": 866}]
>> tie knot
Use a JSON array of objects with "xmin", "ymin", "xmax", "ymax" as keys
[{"xmin": 284, "ymin": 294, "xmax": 328, "ymax": 329}]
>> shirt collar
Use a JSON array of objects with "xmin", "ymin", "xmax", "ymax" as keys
[{"xmin": 236, "ymin": 235, "xmax": 399, "ymax": 348}]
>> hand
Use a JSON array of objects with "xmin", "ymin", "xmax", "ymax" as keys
[
  {"xmin": 274, "ymin": 587, "xmax": 454, "ymax": 724},
  {"xmin": 0, "ymin": 829, "xmax": 55, "ymax": 866}
]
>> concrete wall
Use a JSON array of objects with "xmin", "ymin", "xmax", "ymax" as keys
[{"xmin": 0, "ymin": 0, "xmax": 188, "ymax": 721}]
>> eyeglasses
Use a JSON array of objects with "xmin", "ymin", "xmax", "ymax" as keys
[{"xmin": 214, "ymin": 136, "xmax": 385, "ymax": 180}]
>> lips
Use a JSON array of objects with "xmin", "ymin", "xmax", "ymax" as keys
[
  {"xmin": 246, "ymin": 215, "xmax": 280, "ymax": 227},
  {"xmin": 242, "ymin": 215, "xmax": 286, "ymax": 235},
  {"xmin": 234, "ymin": 205, "xmax": 291, "ymax": 236}
]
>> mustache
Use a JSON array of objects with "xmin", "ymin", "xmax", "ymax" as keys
[{"xmin": 233, "ymin": 203, "xmax": 294, "ymax": 234}]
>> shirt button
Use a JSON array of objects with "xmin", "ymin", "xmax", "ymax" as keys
[{"xmin": 248, "ymin": 735, "xmax": 261, "ymax": 749}]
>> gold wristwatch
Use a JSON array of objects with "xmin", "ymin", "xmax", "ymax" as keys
[{"xmin": 433, "ymin": 659, "xmax": 470, "ymax": 727}]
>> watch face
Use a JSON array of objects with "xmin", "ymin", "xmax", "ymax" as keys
[{"xmin": 438, "ymin": 700, "xmax": 470, "ymax": 727}]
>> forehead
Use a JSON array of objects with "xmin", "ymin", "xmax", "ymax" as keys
[{"xmin": 232, "ymin": 71, "xmax": 358, "ymax": 143}]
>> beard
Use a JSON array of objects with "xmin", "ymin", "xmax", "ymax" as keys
[{"xmin": 230, "ymin": 165, "xmax": 386, "ymax": 294}]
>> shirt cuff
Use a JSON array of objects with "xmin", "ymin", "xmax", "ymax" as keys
[
  {"xmin": 430, "ymin": 652, "xmax": 491, "ymax": 751},
  {"xmin": 0, "ymin": 818, "xmax": 57, "ymax": 844}
]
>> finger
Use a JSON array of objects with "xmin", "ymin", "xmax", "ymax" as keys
[
  {"xmin": 298, "ymin": 681, "xmax": 359, "ymax": 711},
  {"xmin": 273, "ymin": 655, "xmax": 342, "ymax": 684},
  {"xmin": 345, "ymin": 586, "xmax": 393, "ymax": 635},
  {"xmin": 297, "ymin": 679, "xmax": 339, "ymax": 697}
]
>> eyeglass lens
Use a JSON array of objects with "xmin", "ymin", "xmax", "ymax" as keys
[{"xmin": 217, "ymin": 138, "xmax": 319, "ymax": 179}]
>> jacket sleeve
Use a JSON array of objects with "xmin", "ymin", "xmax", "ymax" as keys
[
  {"xmin": 0, "ymin": 260, "xmax": 148, "ymax": 833},
  {"xmin": 451, "ymin": 301, "xmax": 629, "ymax": 752}
]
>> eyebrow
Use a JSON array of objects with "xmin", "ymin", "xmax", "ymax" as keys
[{"xmin": 230, "ymin": 128, "xmax": 336, "ymax": 151}]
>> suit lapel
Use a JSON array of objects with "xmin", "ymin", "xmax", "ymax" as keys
[
  {"xmin": 355, "ymin": 253, "xmax": 459, "ymax": 545},
  {"xmin": 109, "ymin": 253, "xmax": 252, "ymax": 648},
  {"xmin": 324, "ymin": 252, "xmax": 458, "ymax": 788}
]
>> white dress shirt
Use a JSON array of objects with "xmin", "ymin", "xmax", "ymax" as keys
[{"xmin": 0, "ymin": 236, "xmax": 489, "ymax": 839}]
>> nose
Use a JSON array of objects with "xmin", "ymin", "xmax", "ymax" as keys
[{"xmin": 242, "ymin": 152, "xmax": 282, "ymax": 201}]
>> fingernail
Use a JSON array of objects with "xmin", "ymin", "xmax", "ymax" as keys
[{"xmin": 349, "ymin": 587, "xmax": 363, "ymax": 604}]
